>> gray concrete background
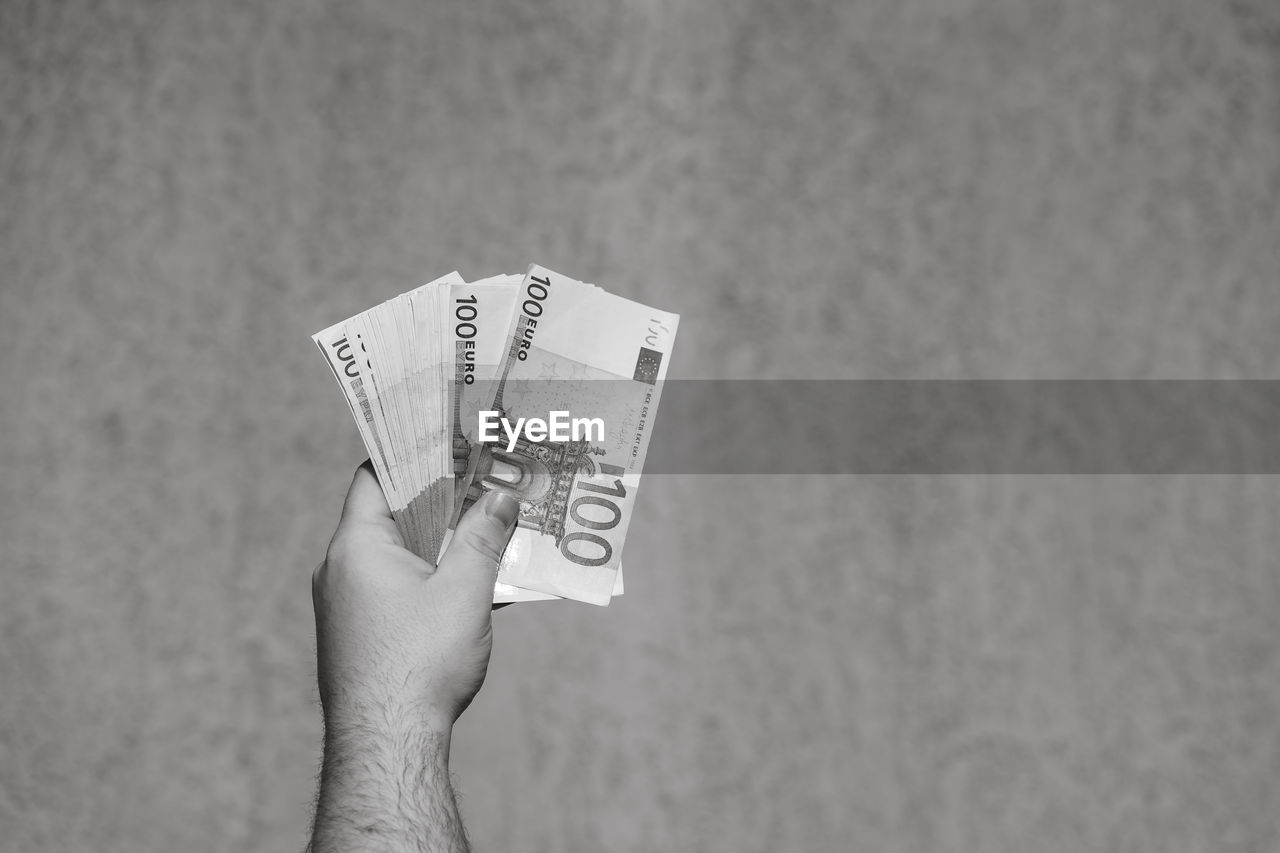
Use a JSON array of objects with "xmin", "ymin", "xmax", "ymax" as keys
[{"xmin": 2, "ymin": 1, "xmax": 1279, "ymax": 850}]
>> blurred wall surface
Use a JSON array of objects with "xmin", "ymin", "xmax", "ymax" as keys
[{"xmin": 3, "ymin": 1, "xmax": 1279, "ymax": 851}]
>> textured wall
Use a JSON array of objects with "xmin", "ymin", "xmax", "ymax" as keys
[{"xmin": 2, "ymin": 1, "xmax": 1279, "ymax": 850}]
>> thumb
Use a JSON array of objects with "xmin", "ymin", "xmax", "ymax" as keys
[{"xmin": 437, "ymin": 490, "xmax": 520, "ymax": 597}]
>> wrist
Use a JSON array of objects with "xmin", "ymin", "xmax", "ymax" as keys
[
  {"xmin": 321, "ymin": 681, "xmax": 458, "ymax": 738},
  {"xmin": 322, "ymin": 698, "xmax": 455, "ymax": 762},
  {"xmin": 312, "ymin": 708, "xmax": 461, "ymax": 852}
]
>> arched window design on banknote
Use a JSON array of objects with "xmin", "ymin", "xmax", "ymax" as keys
[{"xmin": 461, "ymin": 436, "xmax": 608, "ymax": 543}]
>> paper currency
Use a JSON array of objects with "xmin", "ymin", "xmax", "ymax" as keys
[
  {"xmin": 315, "ymin": 271, "xmax": 461, "ymax": 564},
  {"xmin": 445, "ymin": 275, "xmax": 522, "ymax": 502},
  {"xmin": 314, "ymin": 265, "xmax": 674, "ymax": 605},
  {"xmin": 449, "ymin": 266, "xmax": 679, "ymax": 605}
]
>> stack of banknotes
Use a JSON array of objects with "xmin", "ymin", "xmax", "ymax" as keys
[{"xmin": 313, "ymin": 266, "xmax": 679, "ymax": 605}]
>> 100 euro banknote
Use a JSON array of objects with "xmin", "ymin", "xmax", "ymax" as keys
[{"xmin": 449, "ymin": 266, "xmax": 679, "ymax": 605}]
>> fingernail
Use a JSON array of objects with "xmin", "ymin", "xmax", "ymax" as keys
[{"xmin": 485, "ymin": 490, "xmax": 520, "ymax": 527}]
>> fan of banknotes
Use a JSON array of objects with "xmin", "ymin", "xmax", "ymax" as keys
[{"xmin": 313, "ymin": 266, "xmax": 679, "ymax": 605}]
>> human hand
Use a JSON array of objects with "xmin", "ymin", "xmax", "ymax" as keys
[
  {"xmin": 313, "ymin": 461, "xmax": 519, "ymax": 735},
  {"xmin": 310, "ymin": 462, "xmax": 517, "ymax": 851}
]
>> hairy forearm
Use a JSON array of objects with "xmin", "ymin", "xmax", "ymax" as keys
[{"xmin": 309, "ymin": 708, "xmax": 469, "ymax": 853}]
